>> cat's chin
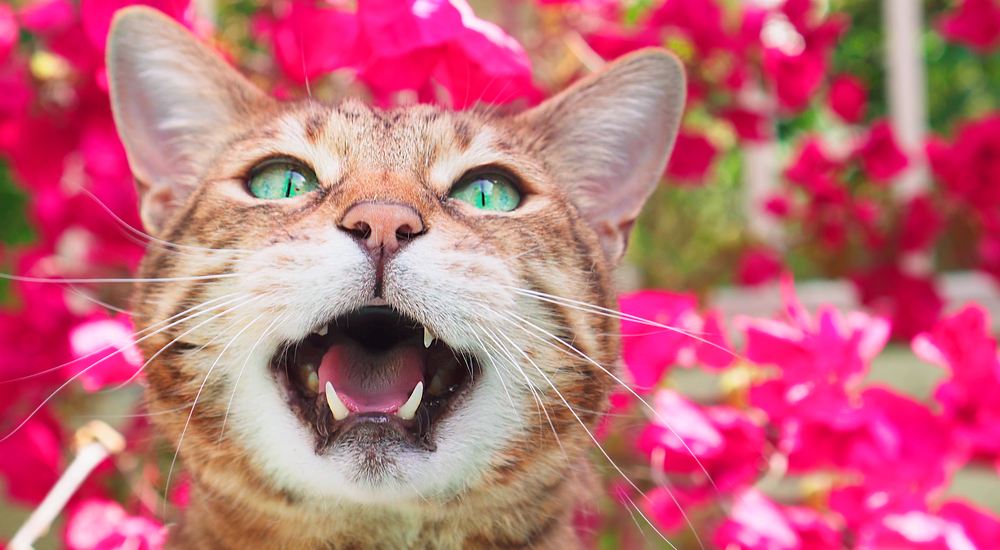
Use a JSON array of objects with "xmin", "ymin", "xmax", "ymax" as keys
[{"xmin": 270, "ymin": 305, "xmax": 481, "ymax": 457}]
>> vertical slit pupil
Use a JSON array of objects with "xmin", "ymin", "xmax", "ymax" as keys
[{"xmin": 283, "ymin": 170, "xmax": 293, "ymax": 198}]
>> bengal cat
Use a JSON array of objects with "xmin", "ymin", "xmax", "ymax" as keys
[{"xmin": 107, "ymin": 6, "xmax": 685, "ymax": 549}]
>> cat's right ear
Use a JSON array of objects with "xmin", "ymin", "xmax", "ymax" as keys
[{"xmin": 107, "ymin": 7, "xmax": 272, "ymax": 234}]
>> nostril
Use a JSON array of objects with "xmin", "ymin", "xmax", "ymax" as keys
[
  {"xmin": 349, "ymin": 221, "xmax": 372, "ymax": 241},
  {"xmin": 395, "ymin": 224, "xmax": 419, "ymax": 239}
]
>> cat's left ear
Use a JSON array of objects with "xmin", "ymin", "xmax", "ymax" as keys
[
  {"xmin": 106, "ymin": 7, "xmax": 273, "ymax": 234},
  {"xmin": 517, "ymin": 49, "xmax": 686, "ymax": 263}
]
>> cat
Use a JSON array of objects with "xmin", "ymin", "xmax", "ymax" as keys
[{"xmin": 107, "ymin": 6, "xmax": 684, "ymax": 549}]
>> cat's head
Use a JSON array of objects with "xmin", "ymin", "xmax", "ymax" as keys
[{"xmin": 108, "ymin": 7, "xmax": 684, "ymax": 505}]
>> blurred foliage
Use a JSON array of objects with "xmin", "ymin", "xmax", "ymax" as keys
[{"xmin": 0, "ymin": 161, "xmax": 34, "ymax": 304}]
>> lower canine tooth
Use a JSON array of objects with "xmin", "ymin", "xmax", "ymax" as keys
[
  {"xmin": 306, "ymin": 370, "xmax": 319, "ymax": 393},
  {"xmin": 397, "ymin": 381, "xmax": 423, "ymax": 421},
  {"xmin": 325, "ymin": 382, "xmax": 350, "ymax": 421}
]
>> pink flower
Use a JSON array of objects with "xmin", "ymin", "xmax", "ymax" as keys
[
  {"xmin": 855, "ymin": 120, "xmax": 908, "ymax": 183},
  {"xmin": 65, "ymin": 499, "xmax": 166, "ymax": 550},
  {"xmin": 0, "ymin": 4, "xmax": 17, "ymax": 63},
  {"xmin": 643, "ymin": 485, "xmax": 710, "ymax": 536},
  {"xmin": 68, "ymin": 314, "xmax": 143, "ymax": 391},
  {"xmin": 764, "ymin": 194, "xmax": 793, "ymax": 218},
  {"xmin": 936, "ymin": 0, "xmax": 1000, "ymax": 53},
  {"xmin": 899, "ymin": 194, "xmax": 943, "ymax": 252},
  {"xmin": 619, "ymin": 291, "xmax": 698, "ymax": 391},
  {"xmin": 666, "ymin": 131, "xmax": 717, "ymax": 184},
  {"xmin": 764, "ymin": 48, "xmax": 827, "ymax": 113},
  {"xmin": 853, "ymin": 264, "xmax": 943, "ymax": 341},
  {"xmin": 913, "ymin": 306, "xmax": 1000, "ymax": 459},
  {"xmin": 736, "ymin": 247, "xmax": 783, "ymax": 287},
  {"xmin": 784, "ymin": 137, "xmax": 841, "ymax": 195},
  {"xmin": 712, "ymin": 490, "xmax": 840, "ymax": 550},
  {"xmin": 79, "ymin": 0, "xmax": 192, "ymax": 51},
  {"xmin": 638, "ymin": 389, "xmax": 766, "ymax": 493},
  {"xmin": 927, "ymin": 112, "xmax": 1000, "ymax": 216},
  {"xmin": 0, "ymin": 412, "xmax": 62, "ymax": 505},
  {"xmin": 695, "ymin": 310, "xmax": 734, "ymax": 370},
  {"xmin": 648, "ymin": 0, "xmax": 731, "ymax": 55},
  {"xmin": 258, "ymin": 1, "xmax": 359, "ymax": 85},
  {"xmin": 854, "ymin": 501, "xmax": 1000, "ymax": 550},
  {"xmin": 721, "ymin": 107, "xmax": 771, "ymax": 142},
  {"xmin": 18, "ymin": 0, "xmax": 76, "ymax": 34},
  {"xmin": 828, "ymin": 73, "xmax": 867, "ymax": 123}
]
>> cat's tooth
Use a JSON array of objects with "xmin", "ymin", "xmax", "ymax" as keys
[
  {"xmin": 325, "ymin": 382, "xmax": 350, "ymax": 421},
  {"xmin": 427, "ymin": 371, "xmax": 446, "ymax": 395},
  {"xmin": 306, "ymin": 369, "xmax": 319, "ymax": 393},
  {"xmin": 423, "ymin": 327, "xmax": 435, "ymax": 348},
  {"xmin": 397, "ymin": 382, "xmax": 423, "ymax": 421},
  {"xmin": 316, "ymin": 325, "xmax": 329, "ymax": 337}
]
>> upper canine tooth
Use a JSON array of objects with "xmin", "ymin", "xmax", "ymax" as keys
[
  {"xmin": 423, "ymin": 327, "xmax": 435, "ymax": 348},
  {"xmin": 397, "ymin": 381, "xmax": 423, "ymax": 421},
  {"xmin": 325, "ymin": 382, "xmax": 350, "ymax": 421},
  {"xmin": 316, "ymin": 325, "xmax": 329, "ymax": 337}
]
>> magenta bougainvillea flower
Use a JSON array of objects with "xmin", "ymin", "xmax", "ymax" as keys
[
  {"xmin": 928, "ymin": 112, "xmax": 1000, "ymax": 217},
  {"xmin": 618, "ymin": 290, "xmax": 698, "ymax": 390},
  {"xmin": 936, "ymin": 0, "xmax": 1000, "ymax": 53},
  {"xmin": 64, "ymin": 499, "xmax": 166, "ymax": 550},
  {"xmin": 0, "ymin": 412, "xmax": 62, "ymax": 505},
  {"xmin": 638, "ymin": 389, "xmax": 766, "ymax": 494},
  {"xmin": 914, "ymin": 306, "xmax": 1000, "ymax": 460},
  {"xmin": 828, "ymin": 73, "xmax": 867, "ymax": 124},
  {"xmin": 68, "ymin": 314, "xmax": 143, "ymax": 391},
  {"xmin": 665, "ymin": 131, "xmax": 717, "ymax": 184},
  {"xmin": 854, "ymin": 120, "xmax": 909, "ymax": 183},
  {"xmin": 736, "ymin": 247, "xmax": 783, "ymax": 287}
]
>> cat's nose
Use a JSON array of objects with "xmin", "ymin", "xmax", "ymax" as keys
[{"xmin": 338, "ymin": 201, "xmax": 425, "ymax": 254}]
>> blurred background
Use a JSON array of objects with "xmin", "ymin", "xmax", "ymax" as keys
[{"xmin": 0, "ymin": 0, "xmax": 999, "ymax": 548}]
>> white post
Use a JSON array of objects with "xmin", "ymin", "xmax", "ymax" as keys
[{"xmin": 882, "ymin": 0, "xmax": 928, "ymax": 200}]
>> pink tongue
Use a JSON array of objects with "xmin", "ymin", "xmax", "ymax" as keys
[{"xmin": 318, "ymin": 340, "xmax": 424, "ymax": 414}]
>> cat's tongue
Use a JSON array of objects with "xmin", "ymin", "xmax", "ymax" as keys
[{"xmin": 318, "ymin": 340, "xmax": 424, "ymax": 414}]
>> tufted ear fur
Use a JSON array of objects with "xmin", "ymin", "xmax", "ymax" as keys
[
  {"xmin": 106, "ymin": 6, "xmax": 273, "ymax": 234},
  {"xmin": 518, "ymin": 49, "xmax": 686, "ymax": 263}
]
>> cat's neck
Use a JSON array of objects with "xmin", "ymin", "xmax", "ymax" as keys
[{"xmin": 166, "ymin": 459, "xmax": 594, "ymax": 549}]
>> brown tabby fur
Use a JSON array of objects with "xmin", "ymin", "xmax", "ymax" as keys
[{"xmin": 109, "ymin": 7, "xmax": 684, "ymax": 549}]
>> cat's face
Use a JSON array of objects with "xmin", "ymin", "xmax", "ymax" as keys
[{"xmin": 108, "ymin": 8, "xmax": 683, "ymax": 506}]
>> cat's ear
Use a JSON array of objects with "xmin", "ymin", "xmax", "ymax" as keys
[
  {"xmin": 107, "ymin": 7, "xmax": 272, "ymax": 234},
  {"xmin": 518, "ymin": 49, "xmax": 686, "ymax": 263}
]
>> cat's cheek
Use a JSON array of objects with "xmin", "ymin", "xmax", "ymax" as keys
[{"xmin": 230, "ymin": 228, "xmax": 373, "ymax": 340}]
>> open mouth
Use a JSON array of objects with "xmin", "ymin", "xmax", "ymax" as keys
[{"xmin": 272, "ymin": 306, "xmax": 479, "ymax": 452}]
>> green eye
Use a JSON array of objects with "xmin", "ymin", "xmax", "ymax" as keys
[
  {"xmin": 248, "ymin": 161, "xmax": 320, "ymax": 199},
  {"xmin": 449, "ymin": 174, "xmax": 521, "ymax": 212}
]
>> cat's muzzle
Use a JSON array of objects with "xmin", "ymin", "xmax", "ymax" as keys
[{"xmin": 271, "ymin": 306, "xmax": 479, "ymax": 453}]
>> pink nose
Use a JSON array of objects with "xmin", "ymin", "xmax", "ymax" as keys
[{"xmin": 338, "ymin": 201, "xmax": 425, "ymax": 254}]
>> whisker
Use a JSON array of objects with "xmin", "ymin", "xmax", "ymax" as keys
[
  {"xmin": 1, "ymin": 272, "xmax": 242, "ymax": 285},
  {"xmin": 507, "ymin": 326, "xmax": 692, "ymax": 550},
  {"xmin": 497, "ymin": 309, "xmax": 725, "ymax": 498},
  {"xmin": 0, "ymin": 293, "xmax": 256, "ymax": 443},
  {"xmin": 111, "ymin": 293, "xmax": 265, "ymax": 389},
  {"xmin": 81, "ymin": 189, "xmax": 252, "ymax": 255},
  {"xmin": 506, "ymin": 286, "xmax": 742, "ymax": 361},
  {"xmin": 218, "ymin": 313, "xmax": 287, "ymax": 442},
  {"xmin": 0, "ymin": 292, "xmax": 244, "ymax": 384},
  {"xmin": 482, "ymin": 325, "xmax": 568, "ymax": 461},
  {"xmin": 164, "ymin": 312, "xmax": 264, "ymax": 519}
]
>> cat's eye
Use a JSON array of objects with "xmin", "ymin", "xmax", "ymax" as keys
[
  {"xmin": 247, "ymin": 161, "xmax": 320, "ymax": 199},
  {"xmin": 449, "ymin": 173, "xmax": 521, "ymax": 212}
]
